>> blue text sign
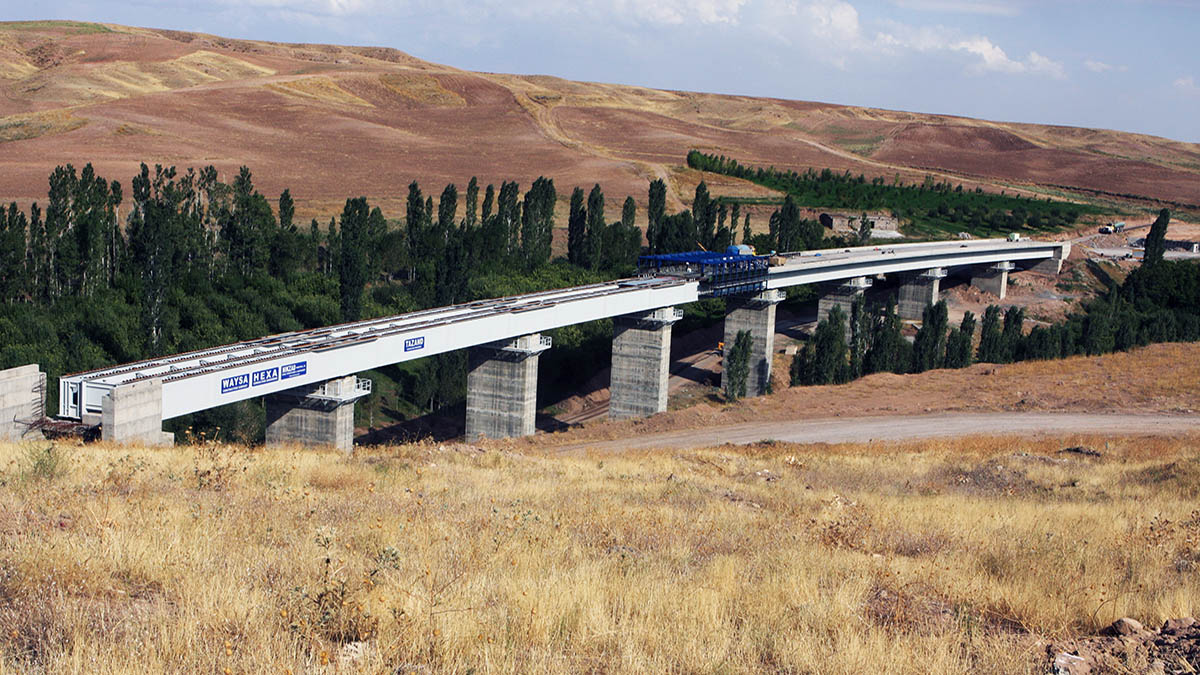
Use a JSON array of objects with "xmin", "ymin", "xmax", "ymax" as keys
[
  {"xmin": 251, "ymin": 367, "xmax": 279, "ymax": 387},
  {"xmin": 281, "ymin": 361, "xmax": 307, "ymax": 380},
  {"xmin": 404, "ymin": 336, "xmax": 425, "ymax": 352},
  {"xmin": 220, "ymin": 374, "xmax": 249, "ymax": 394}
]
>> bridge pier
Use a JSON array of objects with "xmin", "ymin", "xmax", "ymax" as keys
[
  {"xmin": 465, "ymin": 333, "xmax": 551, "ymax": 440},
  {"xmin": 101, "ymin": 379, "xmax": 173, "ymax": 446},
  {"xmin": 818, "ymin": 276, "xmax": 872, "ymax": 337},
  {"xmin": 971, "ymin": 262, "xmax": 1014, "ymax": 299},
  {"xmin": 265, "ymin": 375, "xmax": 369, "ymax": 452},
  {"xmin": 610, "ymin": 307, "xmax": 681, "ymax": 420},
  {"xmin": 1, "ymin": 364, "xmax": 45, "ymax": 441},
  {"xmin": 897, "ymin": 268, "xmax": 946, "ymax": 320},
  {"xmin": 724, "ymin": 290, "xmax": 785, "ymax": 398}
]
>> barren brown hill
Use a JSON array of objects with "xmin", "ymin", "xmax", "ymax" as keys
[{"xmin": 2, "ymin": 20, "xmax": 1198, "ymax": 224}]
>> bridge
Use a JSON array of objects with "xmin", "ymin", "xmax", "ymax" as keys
[{"xmin": 1, "ymin": 237, "xmax": 1068, "ymax": 449}]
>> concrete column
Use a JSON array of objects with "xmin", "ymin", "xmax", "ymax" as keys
[
  {"xmin": 817, "ymin": 276, "xmax": 872, "ymax": 339},
  {"xmin": 265, "ymin": 375, "xmax": 368, "ymax": 452},
  {"xmin": 971, "ymin": 262, "xmax": 1014, "ymax": 299},
  {"xmin": 897, "ymin": 268, "xmax": 946, "ymax": 320},
  {"xmin": 610, "ymin": 307, "xmax": 681, "ymax": 420},
  {"xmin": 101, "ymin": 379, "xmax": 173, "ymax": 446},
  {"xmin": 1, "ymin": 364, "xmax": 46, "ymax": 441},
  {"xmin": 465, "ymin": 333, "xmax": 551, "ymax": 440},
  {"xmin": 723, "ymin": 290, "xmax": 785, "ymax": 398}
]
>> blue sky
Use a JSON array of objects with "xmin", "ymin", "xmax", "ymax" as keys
[{"xmin": 12, "ymin": 0, "xmax": 1200, "ymax": 142}]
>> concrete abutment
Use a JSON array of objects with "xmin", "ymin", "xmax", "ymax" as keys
[
  {"xmin": 101, "ymin": 379, "xmax": 173, "ymax": 446},
  {"xmin": 1, "ymin": 364, "xmax": 46, "ymax": 441}
]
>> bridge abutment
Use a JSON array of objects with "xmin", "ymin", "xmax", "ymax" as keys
[
  {"xmin": 101, "ymin": 379, "xmax": 173, "ymax": 446},
  {"xmin": 465, "ymin": 334, "xmax": 550, "ymax": 440},
  {"xmin": 897, "ymin": 268, "xmax": 946, "ymax": 320},
  {"xmin": 610, "ymin": 307, "xmax": 681, "ymax": 420},
  {"xmin": 1, "ymin": 364, "xmax": 45, "ymax": 441},
  {"xmin": 971, "ymin": 262, "xmax": 1014, "ymax": 299},
  {"xmin": 724, "ymin": 290, "xmax": 784, "ymax": 398},
  {"xmin": 265, "ymin": 375, "xmax": 369, "ymax": 452}
]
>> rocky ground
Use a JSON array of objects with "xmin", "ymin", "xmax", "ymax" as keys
[{"xmin": 1049, "ymin": 617, "xmax": 1199, "ymax": 674}]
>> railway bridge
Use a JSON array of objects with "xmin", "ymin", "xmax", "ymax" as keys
[{"xmin": 1, "ymin": 238, "xmax": 1068, "ymax": 450}]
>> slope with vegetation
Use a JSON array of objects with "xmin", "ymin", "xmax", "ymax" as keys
[
  {"xmin": 1, "ymin": 20, "xmax": 1198, "ymax": 222},
  {"xmin": 1, "ymin": 431, "xmax": 1197, "ymax": 672}
]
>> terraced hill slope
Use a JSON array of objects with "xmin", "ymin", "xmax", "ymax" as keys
[{"xmin": 2, "ymin": 20, "xmax": 1198, "ymax": 221}]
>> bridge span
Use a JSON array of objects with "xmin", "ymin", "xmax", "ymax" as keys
[{"xmin": 1, "ymin": 237, "xmax": 1068, "ymax": 449}]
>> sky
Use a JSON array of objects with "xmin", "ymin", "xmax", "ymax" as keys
[{"xmin": 10, "ymin": 0, "xmax": 1200, "ymax": 142}]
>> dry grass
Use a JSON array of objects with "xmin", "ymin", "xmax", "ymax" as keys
[
  {"xmin": 266, "ymin": 77, "xmax": 373, "ymax": 108},
  {"xmin": 378, "ymin": 73, "xmax": 465, "ymax": 107},
  {"xmin": 1, "ymin": 433, "xmax": 1197, "ymax": 673},
  {"xmin": 0, "ymin": 109, "xmax": 87, "ymax": 143}
]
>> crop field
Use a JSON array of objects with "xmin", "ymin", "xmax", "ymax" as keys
[{"xmin": 1, "ymin": 433, "xmax": 1197, "ymax": 672}]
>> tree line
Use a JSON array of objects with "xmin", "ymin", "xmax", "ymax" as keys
[
  {"xmin": 791, "ymin": 209, "xmax": 1197, "ymax": 386},
  {"xmin": 0, "ymin": 162, "xmax": 670, "ymax": 438},
  {"xmin": 687, "ymin": 150, "xmax": 1097, "ymax": 237}
]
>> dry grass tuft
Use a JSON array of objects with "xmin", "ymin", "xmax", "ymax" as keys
[
  {"xmin": 0, "ymin": 434, "xmax": 1196, "ymax": 672},
  {"xmin": 0, "ymin": 109, "xmax": 87, "ymax": 143},
  {"xmin": 378, "ymin": 72, "xmax": 465, "ymax": 106}
]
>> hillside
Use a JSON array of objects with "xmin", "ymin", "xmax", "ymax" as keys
[{"xmin": 1, "ymin": 20, "xmax": 1198, "ymax": 225}]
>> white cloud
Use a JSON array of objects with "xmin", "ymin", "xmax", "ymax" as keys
[
  {"xmin": 890, "ymin": 0, "xmax": 1022, "ymax": 16},
  {"xmin": 878, "ymin": 22, "xmax": 1065, "ymax": 78},
  {"xmin": 1084, "ymin": 59, "xmax": 1128, "ymax": 73},
  {"xmin": 1175, "ymin": 75, "xmax": 1199, "ymax": 93},
  {"xmin": 804, "ymin": 0, "xmax": 865, "ymax": 44},
  {"xmin": 949, "ymin": 35, "xmax": 1024, "ymax": 73},
  {"xmin": 1027, "ymin": 51, "xmax": 1066, "ymax": 79}
]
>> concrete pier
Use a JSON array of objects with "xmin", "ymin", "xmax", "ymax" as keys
[
  {"xmin": 465, "ymin": 333, "xmax": 551, "ymax": 440},
  {"xmin": 971, "ymin": 262, "xmax": 1014, "ymax": 299},
  {"xmin": 1, "ymin": 364, "xmax": 45, "ymax": 441},
  {"xmin": 102, "ymin": 379, "xmax": 173, "ymax": 446},
  {"xmin": 817, "ymin": 276, "xmax": 872, "ymax": 337},
  {"xmin": 723, "ymin": 290, "xmax": 785, "ymax": 398},
  {"xmin": 610, "ymin": 307, "xmax": 682, "ymax": 420},
  {"xmin": 897, "ymin": 268, "xmax": 946, "ymax": 320},
  {"xmin": 265, "ymin": 375, "xmax": 370, "ymax": 451}
]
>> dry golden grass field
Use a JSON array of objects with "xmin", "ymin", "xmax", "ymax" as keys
[{"xmin": 1, "ymin": 431, "xmax": 1198, "ymax": 673}]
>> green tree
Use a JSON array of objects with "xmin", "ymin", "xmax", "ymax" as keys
[
  {"xmin": 910, "ymin": 300, "xmax": 948, "ymax": 373},
  {"xmin": 585, "ymin": 184, "xmax": 605, "ymax": 270},
  {"xmin": 792, "ymin": 306, "xmax": 849, "ymax": 385},
  {"xmin": 1143, "ymin": 208, "xmax": 1170, "ymax": 266},
  {"xmin": 567, "ymin": 187, "xmax": 586, "ymax": 266},
  {"xmin": 647, "ymin": 179, "xmax": 666, "ymax": 253},
  {"xmin": 944, "ymin": 311, "xmax": 975, "ymax": 368},
  {"xmin": 725, "ymin": 329, "xmax": 752, "ymax": 401},
  {"xmin": 1000, "ymin": 306, "xmax": 1025, "ymax": 362},
  {"xmin": 338, "ymin": 197, "xmax": 370, "ymax": 322},
  {"xmin": 977, "ymin": 305, "xmax": 1003, "ymax": 362}
]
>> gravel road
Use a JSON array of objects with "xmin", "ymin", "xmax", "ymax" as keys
[{"xmin": 555, "ymin": 412, "xmax": 1200, "ymax": 454}]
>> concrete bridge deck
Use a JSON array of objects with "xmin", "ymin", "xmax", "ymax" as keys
[{"xmin": 4, "ymin": 237, "xmax": 1070, "ymax": 448}]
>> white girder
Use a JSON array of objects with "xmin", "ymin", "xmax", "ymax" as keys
[{"xmin": 57, "ymin": 237, "xmax": 1068, "ymax": 422}]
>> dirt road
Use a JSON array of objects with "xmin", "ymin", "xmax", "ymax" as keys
[{"xmin": 554, "ymin": 412, "xmax": 1200, "ymax": 454}]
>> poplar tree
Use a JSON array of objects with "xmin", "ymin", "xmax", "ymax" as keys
[
  {"xmin": 338, "ymin": 197, "xmax": 370, "ymax": 322},
  {"xmin": 977, "ymin": 305, "xmax": 1003, "ymax": 362},
  {"xmin": 647, "ymin": 179, "xmax": 666, "ymax": 253},
  {"xmin": 567, "ymin": 187, "xmax": 586, "ymax": 266},
  {"xmin": 1143, "ymin": 208, "xmax": 1170, "ymax": 266},
  {"xmin": 725, "ymin": 329, "xmax": 752, "ymax": 401},
  {"xmin": 585, "ymin": 184, "xmax": 606, "ymax": 269}
]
